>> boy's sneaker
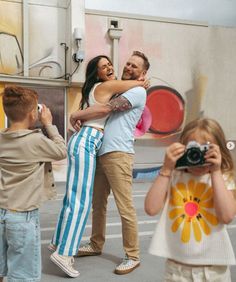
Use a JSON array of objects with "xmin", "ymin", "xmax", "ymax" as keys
[
  {"xmin": 114, "ymin": 255, "xmax": 140, "ymax": 275},
  {"xmin": 50, "ymin": 252, "xmax": 80, "ymax": 278},
  {"xmin": 48, "ymin": 243, "xmax": 57, "ymax": 253},
  {"xmin": 77, "ymin": 242, "xmax": 101, "ymax": 257}
]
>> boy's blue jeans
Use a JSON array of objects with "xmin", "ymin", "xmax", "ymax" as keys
[{"xmin": 0, "ymin": 208, "xmax": 41, "ymax": 282}]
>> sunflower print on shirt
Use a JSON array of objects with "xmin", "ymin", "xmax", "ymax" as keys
[{"xmin": 169, "ymin": 178, "xmax": 219, "ymax": 243}]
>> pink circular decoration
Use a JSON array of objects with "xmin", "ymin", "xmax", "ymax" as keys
[{"xmin": 134, "ymin": 106, "xmax": 152, "ymax": 137}]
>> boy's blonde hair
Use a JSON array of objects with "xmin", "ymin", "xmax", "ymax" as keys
[
  {"xmin": 179, "ymin": 117, "xmax": 234, "ymax": 174},
  {"xmin": 2, "ymin": 86, "xmax": 38, "ymax": 122}
]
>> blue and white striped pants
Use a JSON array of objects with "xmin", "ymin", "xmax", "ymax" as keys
[{"xmin": 51, "ymin": 126, "xmax": 103, "ymax": 256}]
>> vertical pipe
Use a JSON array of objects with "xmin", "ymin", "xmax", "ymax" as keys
[
  {"xmin": 108, "ymin": 26, "xmax": 122, "ymax": 77},
  {"xmin": 64, "ymin": 87, "xmax": 67, "ymax": 143},
  {"xmin": 23, "ymin": 0, "xmax": 29, "ymax": 76},
  {"xmin": 112, "ymin": 38, "xmax": 119, "ymax": 77}
]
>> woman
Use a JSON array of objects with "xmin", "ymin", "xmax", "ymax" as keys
[{"xmin": 49, "ymin": 55, "xmax": 147, "ymax": 278}]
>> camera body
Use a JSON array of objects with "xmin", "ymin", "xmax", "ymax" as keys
[
  {"xmin": 175, "ymin": 141, "xmax": 209, "ymax": 169},
  {"xmin": 38, "ymin": 104, "xmax": 43, "ymax": 113}
]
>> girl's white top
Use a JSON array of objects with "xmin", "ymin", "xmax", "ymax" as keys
[
  {"xmin": 149, "ymin": 170, "xmax": 236, "ymax": 265},
  {"xmin": 83, "ymin": 83, "xmax": 109, "ymax": 129}
]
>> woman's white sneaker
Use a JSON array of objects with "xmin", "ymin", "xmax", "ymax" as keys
[{"xmin": 50, "ymin": 252, "xmax": 80, "ymax": 278}]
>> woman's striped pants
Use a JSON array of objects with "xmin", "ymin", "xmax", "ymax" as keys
[{"xmin": 51, "ymin": 126, "xmax": 103, "ymax": 256}]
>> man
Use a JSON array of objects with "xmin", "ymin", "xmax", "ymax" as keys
[{"xmin": 71, "ymin": 51, "xmax": 150, "ymax": 275}]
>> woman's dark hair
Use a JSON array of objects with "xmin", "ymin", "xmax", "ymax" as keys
[{"xmin": 80, "ymin": 55, "xmax": 112, "ymax": 110}]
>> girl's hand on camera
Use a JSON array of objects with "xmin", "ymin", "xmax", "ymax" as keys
[
  {"xmin": 162, "ymin": 142, "xmax": 185, "ymax": 172},
  {"xmin": 205, "ymin": 144, "xmax": 222, "ymax": 172}
]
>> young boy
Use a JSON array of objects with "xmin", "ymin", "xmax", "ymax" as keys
[{"xmin": 0, "ymin": 86, "xmax": 67, "ymax": 282}]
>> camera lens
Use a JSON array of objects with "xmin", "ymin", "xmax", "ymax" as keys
[
  {"xmin": 38, "ymin": 104, "xmax": 42, "ymax": 113},
  {"xmin": 186, "ymin": 148, "xmax": 201, "ymax": 165}
]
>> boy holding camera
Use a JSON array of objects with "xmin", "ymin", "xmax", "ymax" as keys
[
  {"xmin": 0, "ymin": 86, "xmax": 67, "ymax": 282},
  {"xmin": 145, "ymin": 117, "xmax": 236, "ymax": 281}
]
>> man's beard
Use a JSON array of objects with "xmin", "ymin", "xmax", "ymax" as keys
[{"xmin": 121, "ymin": 71, "xmax": 138, "ymax": 81}]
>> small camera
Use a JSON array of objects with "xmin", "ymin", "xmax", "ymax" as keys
[
  {"xmin": 38, "ymin": 104, "xmax": 43, "ymax": 113},
  {"xmin": 175, "ymin": 141, "xmax": 210, "ymax": 169}
]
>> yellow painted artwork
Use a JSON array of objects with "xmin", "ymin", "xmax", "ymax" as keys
[{"xmin": 0, "ymin": 84, "xmax": 5, "ymax": 129}]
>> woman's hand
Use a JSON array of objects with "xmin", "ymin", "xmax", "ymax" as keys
[
  {"xmin": 205, "ymin": 144, "xmax": 222, "ymax": 172},
  {"xmin": 162, "ymin": 142, "xmax": 185, "ymax": 173},
  {"xmin": 70, "ymin": 112, "xmax": 82, "ymax": 131},
  {"xmin": 142, "ymin": 78, "xmax": 150, "ymax": 89},
  {"xmin": 137, "ymin": 77, "xmax": 150, "ymax": 89}
]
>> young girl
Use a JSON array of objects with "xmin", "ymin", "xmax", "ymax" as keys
[
  {"xmin": 145, "ymin": 117, "xmax": 236, "ymax": 281},
  {"xmin": 50, "ymin": 55, "xmax": 148, "ymax": 277}
]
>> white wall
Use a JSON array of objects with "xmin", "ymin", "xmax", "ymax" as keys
[
  {"xmin": 84, "ymin": 12, "xmax": 236, "ymax": 167},
  {"xmin": 85, "ymin": 0, "xmax": 236, "ymax": 27}
]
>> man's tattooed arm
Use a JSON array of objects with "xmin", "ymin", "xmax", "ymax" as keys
[
  {"xmin": 106, "ymin": 95, "xmax": 132, "ymax": 112},
  {"xmin": 70, "ymin": 95, "xmax": 132, "ymax": 131}
]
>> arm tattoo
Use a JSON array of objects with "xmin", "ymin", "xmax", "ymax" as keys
[{"xmin": 107, "ymin": 96, "xmax": 132, "ymax": 112}]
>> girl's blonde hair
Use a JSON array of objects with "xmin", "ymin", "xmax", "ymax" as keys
[{"xmin": 179, "ymin": 117, "xmax": 234, "ymax": 175}]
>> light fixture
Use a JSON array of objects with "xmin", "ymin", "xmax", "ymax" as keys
[{"xmin": 73, "ymin": 27, "xmax": 84, "ymax": 63}]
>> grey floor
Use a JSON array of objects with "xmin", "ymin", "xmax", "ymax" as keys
[
  {"xmin": 3, "ymin": 181, "xmax": 236, "ymax": 281},
  {"xmin": 39, "ymin": 181, "xmax": 236, "ymax": 282}
]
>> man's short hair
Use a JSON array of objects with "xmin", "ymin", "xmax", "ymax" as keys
[
  {"xmin": 2, "ymin": 86, "xmax": 38, "ymax": 122},
  {"xmin": 132, "ymin": 51, "xmax": 150, "ymax": 71}
]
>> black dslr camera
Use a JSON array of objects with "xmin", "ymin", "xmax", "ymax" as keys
[{"xmin": 175, "ymin": 141, "xmax": 210, "ymax": 169}]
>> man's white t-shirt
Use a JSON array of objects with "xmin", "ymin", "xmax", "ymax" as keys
[{"xmin": 98, "ymin": 86, "xmax": 146, "ymax": 156}]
